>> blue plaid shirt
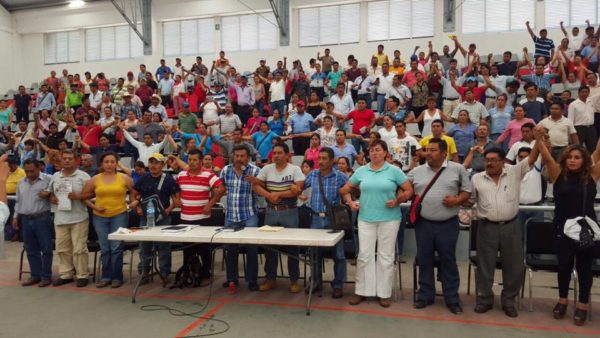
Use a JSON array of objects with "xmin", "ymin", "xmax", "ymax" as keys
[
  {"xmin": 304, "ymin": 168, "xmax": 348, "ymax": 213},
  {"xmin": 219, "ymin": 163, "xmax": 260, "ymax": 222}
]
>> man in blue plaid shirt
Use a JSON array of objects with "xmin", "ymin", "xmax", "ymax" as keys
[
  {"xmin": 220, "ymin": 144, "xmax": 261, "ymax": 291},
  {"xmin": 304, "ymin": 147, "xmax": 348, "ymax": 298}
]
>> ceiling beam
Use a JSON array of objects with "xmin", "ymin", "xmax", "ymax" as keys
[{"xmin": 110, "ymin": 0, "xmax": 152, "ymax": 55}]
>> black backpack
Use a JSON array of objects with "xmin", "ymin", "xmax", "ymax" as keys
[{"xmin": 171, "ymin": 254, "xmax": 203, "ymax": 289}]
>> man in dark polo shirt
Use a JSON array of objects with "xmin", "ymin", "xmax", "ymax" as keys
[{"xmin": 13, "ymin": 85, "xmax": 32, "ymax": 123}]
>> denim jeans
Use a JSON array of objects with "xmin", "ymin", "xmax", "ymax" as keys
[
  {"xmin": 311, "ymin": 215, "xmax": 346, "ymax": 289},
  {"xmin": 138, "ymin": 215, "xmax": 172, "ymax": 276},
  {"xmin": 376, "ymin": 94, "xmax": 386, "ymax": 113},
  {"xmin": 351, "ymin": 137, "xmax": 369, "ymax": 156},
  {"xmin": 224, "ymin": 214, "xmax": 259, "ymax": 284},
  {"xmin": 22, "ymin": 214, "xmax": 54, "ymax": 280},
  {"xmin": 93, "ymin": 212, "xmax": 128, "ymax": 282},
  {"xmin": 270, "ymin": 100, "xmax": 286, "ymax": 116},
  {"xmin": 264, "ymin": 208, "xmax": 299, "ymax": 281}
]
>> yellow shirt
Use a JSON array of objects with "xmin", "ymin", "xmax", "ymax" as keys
[
  {"xmin": 373, "ymin": 53, "xmax": 389, "ymax": 66},
  {"xmin": 94, "ymin": 173, "xmax": 127, "ymax": 217},
  {"xmin": 389, "ymin": 66, "xmax": 405, "ymax": 75},
  {"xmin": 6, "ymin": 168, "xmax": 25, "ymax": 195},
  {"xmin": 419, "ymin": 134, "xmax": 458, "ymax": 160}
]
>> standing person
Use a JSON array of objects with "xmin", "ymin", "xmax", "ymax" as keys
[
  {"xmin": 388, "ymin": 119, "xmax": 422, "ymax": 173},
  {"xmin": 532, "ymin": 126, "xmax": 600, "ymax": 326},
  {"xmin": 303, "ymin": 147, "xmax": 348, "ymax": 298},
  {"xmin": 496, "ymin": 106, "xmax": 536, "ymax": 150},
  {"xmin": 79, "ymin": 152, "xmax": 136, "ymax": 288},
  {"xmin": 13, "ymin": 85, "xmax": 32, "ymax": 123},
  {"xmin": 44, "ymin": 150, "xmax": 91, "ymax": 287},
  {"xmin": 227, "ymin": 75, "xmax": 256, "ymax": 126},
  {"xmin": 289, "ymin": 101, "xmax": 314, "ymax": 155},
  {"xmin": 345, "ymin": 98, "xmax": 375, "ymax": 155},
  {"xmin": 539, "ymin": 100, "xmax": 579, "ymax": 159},
  {"xmin": 176, "ymin": 149, "xmax": 225, "ymax": 287},
  {"xmin": 221, "ymin": 145, "xmax": 261, "ymax": 291},
  {"xmin": 130, "ymin": 153, "xmax": 180, "ymax": 285},
  {"xmin": 12, "ymin": 159, "xmax": 52, "ymax": 287},
  {"xmin": 408, "ymin": 138, "xmax": 471, "ymax": 314},
  {"xmin": 250, "ymin": 142, "xmax": 305, "ymax": 293},
  {"xmin": 467, "ymin": 145, "xmax": 538, "ymax": 318},
  {"xmin": 568, "ymin": 86, "xmax": 600, "ymax": 150},
  {"xmin": 340, "ymin": 140, "xmax": 413, "ymax": 308},
  {"xmin": 447, "ymin": 110, "xmax": 477, "ymax": 162}
]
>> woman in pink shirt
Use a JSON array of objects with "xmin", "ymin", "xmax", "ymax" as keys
[
  {"xmin": 304, "ymin": 133, "xmax": 322, "ymax": 169},
  {"xmin": 244, "ymin": 107, "xmax": 266, "ymax": 136},
  {"xmin": 496, "ymin": 105, "xmax": 535, "ymax": 148}
]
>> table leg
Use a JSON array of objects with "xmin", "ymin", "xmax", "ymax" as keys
[{"xmin": 306, "ymin": 247, "xmax": 316, "ymax": 316}]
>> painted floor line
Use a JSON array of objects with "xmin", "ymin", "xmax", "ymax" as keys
[{"xmin": 175, "ymin": 302, "xmax": 228, "ymax": 338}]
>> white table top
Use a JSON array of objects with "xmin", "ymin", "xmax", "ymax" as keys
[{"xmin": 108, "ymin": 226, "xmax": 344, "ymax": 247}]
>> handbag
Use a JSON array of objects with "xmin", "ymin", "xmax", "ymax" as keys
[
  {"xmin": 317, "ymin": 172, "xmax": 352, "ymax": 232},
  {"xmin": 563, "ymin": 184, "xmax": 600, "ymax": 252},
  {"xmin": 140, "ymin": 174, "xmax": 168, "ymax": 223},
  {"xmin": 409, "ymin": 167, "xmax": 445, "ymax": 225}
]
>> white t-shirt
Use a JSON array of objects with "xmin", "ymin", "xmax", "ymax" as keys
[
  {"xmin": 203, "ymin": 102, "xmax": 220, "ymax": 134},
  {"xmin": 519, "ymin": 159, "xmax": 543, "ymax": 204},
  {"xmin": 257, "ymin": 163, "xmax": 305, "ymax": 207},
  {"xmin": 378, "ymin": 126, "xmax": 397, "ymax": 144},
  {"xmin": 270, "ymin": 80, "xmax": 286, "ymax": 102},
  {"xmin": 507, "ymin": 140, "xmax": 536, "ymax": 162},
  {"xmin": 316, "ymin": 127, "xmax": 338, "ymax": 148},
  {"xmin": 388, "ymin": 135, "xmax": 421, "ymax": 172}
]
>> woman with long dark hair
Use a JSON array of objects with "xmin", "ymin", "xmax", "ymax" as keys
[{"xmin": 533, "ymin": 125, "xmax": 600, "ymax": 326}]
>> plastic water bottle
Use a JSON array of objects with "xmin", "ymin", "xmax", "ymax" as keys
[
  {"xmin": 146, "ymin": 203, "xmax": 156, "ymax": 228},
  {"xmin": 228, "ymin": 281, "xmax": 236, "ymax": 294}
]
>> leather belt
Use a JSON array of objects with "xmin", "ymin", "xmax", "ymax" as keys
[
  {"xmin": 268, "ymin": 205, "xmax": 298, "ymax": 211},
  {"xmin": 482, "ymin": 215, "xmax": 518, "ymax": 225},
  {"xmin": 443, "ymin": 97, "xmax": 459, "ymax": 101},
  {"xmin": 313, "ymin": 212, "xmax": 328, "ymax": 218},
  {"xmin": 20, "ymin": 211, "xmax": 50, "ymax": 220},
  {"xmin": 420, "ymin": 216, "xmax": 458, "ymax": 223}
]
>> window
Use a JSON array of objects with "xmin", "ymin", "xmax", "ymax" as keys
[
  {"xmin": 163, "ymin": 18, "xmax": 216, "ymax": 57},
  {"xmin": 545, "ymin": 0, "xmax": 600, "ymax": 28},
  {"xmin": 298, "ymin": 4, "xmax": 360, "ymax": 47},
  {"xmin": 86, "ymin": 25, "xmax": 143, "ymax": 62},
  {"xmin": 461, "ymin": 0, "xmax": 535, "ymax": 34},
  {"xmin": 221, "ymin": 13, "xmax": 277, "ymax": 52},
  {"xmin": 44, "ymin": 31, "xmax": 80, "ymax": 64},
  {"xmin": 367, "ymin": 0, "xmax": 434, "ymax": 41}
]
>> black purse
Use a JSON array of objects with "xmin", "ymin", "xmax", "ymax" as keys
[
  {"xmin": 317, "ymin": 172, "xmax": 352, "ymax": 232},
  {"xmin": 574, "ymin": 184, "xmax": 595, "ymax": 252}
]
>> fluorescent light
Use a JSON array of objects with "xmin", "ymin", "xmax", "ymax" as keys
[{"xmin": 69, "ymin": 0, "xmax": 85, "ymax": 8}]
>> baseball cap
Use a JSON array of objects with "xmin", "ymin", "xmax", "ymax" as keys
[
  {"xmin": 182, "ymin": 102, "xmax": 190, "ymax": 108},
  {"xmin": 127, "ymin": 71, "xmax": 134, "ymax": 76},
  {"xmin": 466, "ymin": 76, "xmax": 478, "ymax": 82},
  {"xmin": 297, "ymin": 100, "xmax": 305, "ymax": 107},
  {"xmin": 148, "ymin": 153, "xmax": 165, "ymax": 162}
]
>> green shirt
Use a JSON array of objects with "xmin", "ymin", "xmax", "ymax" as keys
[
  {"xmin": 350, "ymin": 162, "xmax": 407, "ymax": 222},
  {"xmin": 178, "ymin": 112, "xmax": 199, "ymax": 134},
  {"xmin": 327, "ymin": 71, "xmax": 343, "ymax": 89},
  {"xmin": 65, "ymin": 91, "xmax": 83, "ymax": 108}
]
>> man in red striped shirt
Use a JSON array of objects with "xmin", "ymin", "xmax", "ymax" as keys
[{"xmin": 176, "ymin": 148, "xmax": 225, "ymax": 285}]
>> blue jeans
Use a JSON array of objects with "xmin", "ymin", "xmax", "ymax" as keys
[
  {"xmin": 351, "ymin": 137, "xmax": 369, "ymax": 155},
  {"xmin": 138, "ymin": 215, "xmax": 172, "ymax": 276},
  {"xmin": 225, "ymin": 214, "xmax": 259, "ymax": 284},
  {"xmin": 311, "ymin": 215, "xmax": 346, "ymax": 288},
  {"xmin": 93, "ymin": 212, "xmax": 128, "ymax": 282},
  {"xmin": 415, "ymin": 217, "xmax": 460, "ymax": 305},
  {"xmin": 270, "ymin": 100, "xmax": 286, "ymax": 116},
  {"xmin": 264, "ymin": 208, "xmax": 299, "ymax": 281},
  {"xmin": 376, "ymin": 94, "xmax": 386, "ymax": 113},
  {"xmin": 22, "ymin": 214, "xmax": 54, "ymax": 280}
]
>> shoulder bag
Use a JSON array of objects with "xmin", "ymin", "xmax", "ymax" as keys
[
  {"xmin": 140, "ymin": 174, "xmax": 168, "ymax": 223},
  {"xmin": 409, "ymin": 167, "xmax": 446, "ymax": 226},
  {"xmin": 318, "ymin": 172, "xmax": 353, "ymax": 232},
  {"xmin": 563, "ymin": 183, "xmax": 600, "ymax": 252}
]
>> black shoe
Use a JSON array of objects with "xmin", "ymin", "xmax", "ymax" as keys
[
  {"xmin": 574, "ymin": 308, "xmax": 588, "ymax": 326},
  {"xmin": 304, "ymin": 283, "xmax": 322, "ymax": 294},
  {"xmin": 474, "ymin": 304, "xmax": 493, "ymax": 313},
  {"xmin": 139, "ymin": 275, "xmax": 150, "ymax": 285},
  {"xmin": 502, "ymin": 306, "xmax": 518, "ymax": 318},
  {"xmin": 38, "ymin": 279, "xmax": 52, "ymax": 287},
  {"xmin": 76, "ymin": 278, "xmax": 89, "ymax": 288},
  {"xmin": 447, "ymin": 303, "xmax": 463, "ymax": 314},
  {"xmin": 248, "ymin": 282, "xmax": 259, "ymax": 292},
  {"xmin": 414, "ymin": 299, "xmax": 433, "ymax": 309},
  {"xmin": 553, "ymin": 302, "xmax": 567, "ymax": 319},
  {"xmin": 52, "ymin": 278, "xmax": 74, "ymax": 287}
]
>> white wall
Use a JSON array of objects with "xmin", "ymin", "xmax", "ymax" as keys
[
  {"xmin": 8, "ymin": 0, "xmax": 568, "ymax": 90},
  {"xmin": 0, "ymin": 5, "xmax": 21, "ymax": 94}
]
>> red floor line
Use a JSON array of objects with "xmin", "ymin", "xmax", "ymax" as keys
[
  {"xmin": 236, "ymin": 299, "xmax": 600, "ymax": 335},
  {"xmin": 174, "ymin": 302, "xmax": 228, "ymax": 338}
]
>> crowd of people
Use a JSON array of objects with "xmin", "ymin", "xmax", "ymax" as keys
[{"xmin": 1, "ymin": 19, "xmax": 600, "ymax": 326}]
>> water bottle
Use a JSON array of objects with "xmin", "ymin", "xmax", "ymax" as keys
[
  {"xmin": 146, "ymin": 202, "xmax": 156, "ymax": 228},
  {"xmin": 228, "ymin": 281, "xmax": 236, "ymax": 294}
]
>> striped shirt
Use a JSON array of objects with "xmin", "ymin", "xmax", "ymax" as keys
[
  {"xmin": 219, "ymin": 164, "xmax": 260, "ymax": 222},
  {"xmin": 470, "ymin": 159, "xmax": 530, "ymax": 222},
  {"xmin": 257, "ymin": 163, "xmax": 305, "ymax": 207},
  {"xmin": 533, "ymin": 36, "xmax": 555, "ymax": 58},
  {"xmin": 176, "ymin": 169, "xmax": 223, "ymax": 221}
]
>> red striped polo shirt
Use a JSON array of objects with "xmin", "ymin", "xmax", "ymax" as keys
[{"xmin": 176, "ymin": 169, "xmax": 223, "ymax": 221}]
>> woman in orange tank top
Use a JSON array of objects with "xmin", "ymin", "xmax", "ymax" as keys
[{"xmin": 81, "ymin": 151, "xmax": 135, "ymax": 288}]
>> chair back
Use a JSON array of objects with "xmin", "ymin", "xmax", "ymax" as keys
[{"xmin": 525, "ymin": 218, "xmax": 557, "ymax": 255}]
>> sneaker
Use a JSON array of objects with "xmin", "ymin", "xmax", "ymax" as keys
[
  {"xmin": 76, "ymin": 278, "xmax": 89, "ymax": 288},
  {"xmin": 111, "ymin": 280, "xmax": 123, "ymax": 288},
  {"xmin": 38, "ymin": 279, "xmax": 52, "ymax": 287},
  {"xmin": 52, "ymin": 278, "xmax": 74, "ymax": 287},
  {"xmin": 259, "ymin": 279, "xmax": 277, "ymax": 292},
  {"xmin": 289, "ymin": 282, "xmax": 302, "ymax": 294},
  {"xmin": 21, "ymin": 278, "xmax": 41, "ymax": 287}
]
